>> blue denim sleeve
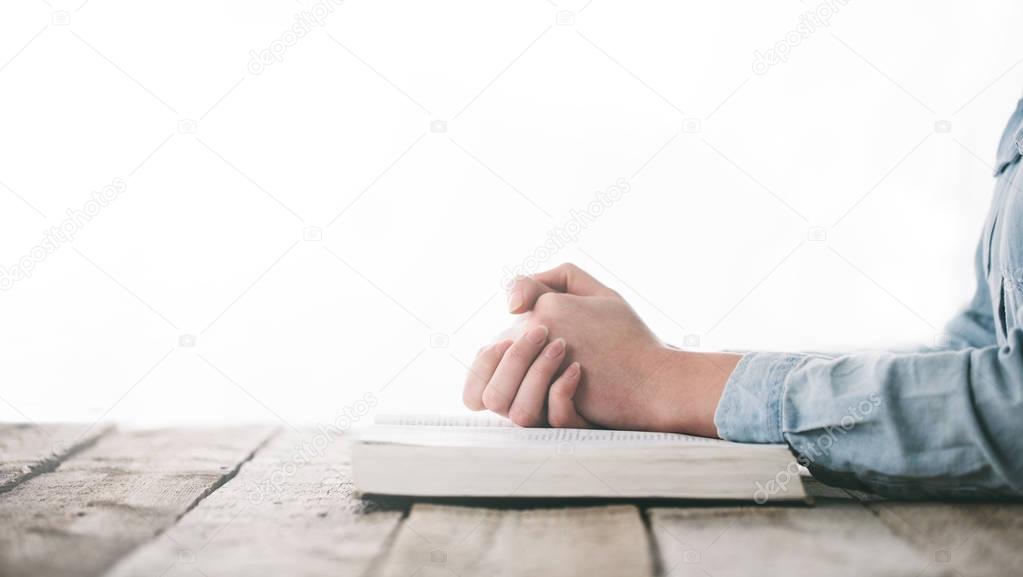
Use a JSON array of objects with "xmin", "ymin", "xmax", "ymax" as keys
[
  {"xmin": 715, "ymin": 337, "xmax": 1023, "ymax": 498},
  {"xmin": 713, "ymin": 352, "xmax": 800, "ymax": 444}
]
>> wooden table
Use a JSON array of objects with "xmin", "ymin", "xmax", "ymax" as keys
[{"xmin": 1, "ymin": 424, "xmax": 1021, "ymax": 577}]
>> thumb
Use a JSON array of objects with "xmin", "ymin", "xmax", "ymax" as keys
[
  {"xmin": 506, "ymin": 276, "xmax": 556, "ymax": 314},
  {"xmin": 546, "ymin": 363, "xmax": 593, "ymax": 429},
  {"xmin": 532, "ymin": 263, "xmax": 616, "ymax": 297}
]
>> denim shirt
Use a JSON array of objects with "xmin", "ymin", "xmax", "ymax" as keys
[{"xmin": 714, "ymin": 99, "xmax": 1023, "ymax": 499}]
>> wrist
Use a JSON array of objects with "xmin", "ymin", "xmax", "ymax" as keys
[{"xmin": 646, "ymin": 347, "xmax": 742, "ymax": 437}]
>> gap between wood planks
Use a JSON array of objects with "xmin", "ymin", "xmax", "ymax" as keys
[
  {"xmin": 101, "ymin": 425, "xmax": 284, "ymax": 571},
  {"xmin": 16, "ymin": 426, "xmax": 1018, "ymax": 577},
  {"xmin": 638, "ymin": 507, "xmax": 666, "ymax": 577},
  {"xmin": 0, "ymin": 423, "xmax": 114, "ymax": 496},
  {"xmin": 0, "ymin": 424, "xmax": 283, "ymax": 577},
  {"xmin": 169, "ymin": 426, "xmax": 282, "ymax": 529}
]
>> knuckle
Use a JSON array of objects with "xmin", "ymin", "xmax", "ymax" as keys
[
  {"xmin": 506, "ymin": 342, "xmax": 534, "ymax": 361},
  {"xmin": 535, "ymin": 291, "xmax": 556, "ymax": 309},
  {"xmin": 528, "ymin": 356, "xmax": 558, "ymax": 380},
  {"xmin": 547, "ymin": 409, "xmax": 566, "ymax": 428},
  {"xmin": 481, "ymin": 346, "xmax": 503, "ymax": 363},
  {"xmin": 560, "ymin": 262, "xmax": 582, "ymax": 275},
  {"xmin": 481, "ymin": 387, "xmax": 508, "ymax": 412},
  {"xmin": 509, "ymin": 407, "xmax": 538, "ymax": 427},
  {"xmin": 533, "ymin": 292, "xmax": 566, "ymax": 317}
]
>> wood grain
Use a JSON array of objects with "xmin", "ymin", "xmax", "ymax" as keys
[
  {"xmin": 0, "ymin": 423, "xmax": 113, "ymax": 493},
  {"xmin": 374, "ymin": 504, "xmax": 653, "ymax": 577},
  {"xmin": 104, "ymin": 431, "xmax": 406, "ymax": 577},
  {"xmin": 6, "ymin": 423, "xmax": 1022, "ymax": 577},
  {"xmin": 864, "ymin": 501, "xmax": 1023, "ymax": 577},
  {"xmin": 648, "ymin": 502, "xmax": 935, "ymax": 577},
  {"xmin": 0, "ymin": 426, "xmax": 275, "ymax": 577}
]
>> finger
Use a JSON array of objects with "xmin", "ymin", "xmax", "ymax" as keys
[
  {"xmin": 462, "ymin": 340, "xmax": 513, "ymax": 410},
  {"xmin": 507, "ymin": 338, "xmax": 566, "ymax": 427},
  {"xmin": 547, "ymin": 362, "xmax": 593, "ymax": 428},
  {"xmin": 506, "ymin": 276, "xmax": 556, "ymax": 314},
  {"xmin": 482, "ymin": 324, "xmax": 549, "ymax": 416},
  {"xmin": 532, "ymin": 263, "xmax": 616, "ymax": 297}
]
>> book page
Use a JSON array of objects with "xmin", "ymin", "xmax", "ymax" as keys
[
  {"xmin": 374, "ymin": 413, "xmax": 516, "ymax": 428},
  {"xmin": 360, "ymin": 423, "xmax": 739, "ymax": 448}
]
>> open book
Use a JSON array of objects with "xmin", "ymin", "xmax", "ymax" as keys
[{"xmin": 353, "ymin": 413, "xmax": 807, "ymax": 503}]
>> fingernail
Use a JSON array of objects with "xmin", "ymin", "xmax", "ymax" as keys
[
  {"xmin": 566, "ymin": 362, "xmax": 580, "ymax": 377},
  {"xmin": 526, "ymin": 325, "xmax": 548, "ymax": 344},
  {"xmin": 507, "ymin": 290, "xmax": 523, "ymax": 312},
  {"xmin": 544, "ymin": 338, "xmax": 565, "ymax": 358}
]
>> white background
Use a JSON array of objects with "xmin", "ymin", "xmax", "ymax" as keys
[{"xmin": 2, "ymin": 0, "xmax": 1022, "ymax": 428}]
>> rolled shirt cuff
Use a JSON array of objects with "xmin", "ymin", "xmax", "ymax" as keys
[{"xmin": 713, "ymin": 351, "xmax": 804, "ymax": 443}]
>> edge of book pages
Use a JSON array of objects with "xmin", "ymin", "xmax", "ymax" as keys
[{"xmin": 355, "ymin": 414, "xmax": 809, "ymax": 503}]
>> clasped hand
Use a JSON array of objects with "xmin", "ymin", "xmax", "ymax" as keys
[{"xmin": 461, "ymin": 263, "xmax": 740, "ymax": 436}]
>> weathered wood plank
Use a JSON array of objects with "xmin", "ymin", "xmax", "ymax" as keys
[
  {"xmin": 104, "ymin": 431, "xmax": 406, "ymax": 577},
  {"xmin": 863, "ymin": 501, "xmax": 1023, "ymax": 577},
  {"xmin": 0, "ymin": 423, "xmax": 114, "ymax": 493},
  {"xmin": 648, "ymin": 502, "xmax": 933, "ymax": 577},
  {"xmin": 375, "ymin": 504, "xmax": 653, "ymax": 577},
  {"xmin": 0, "ymin": 426, "xmax": 275, "ymax": 577}
]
